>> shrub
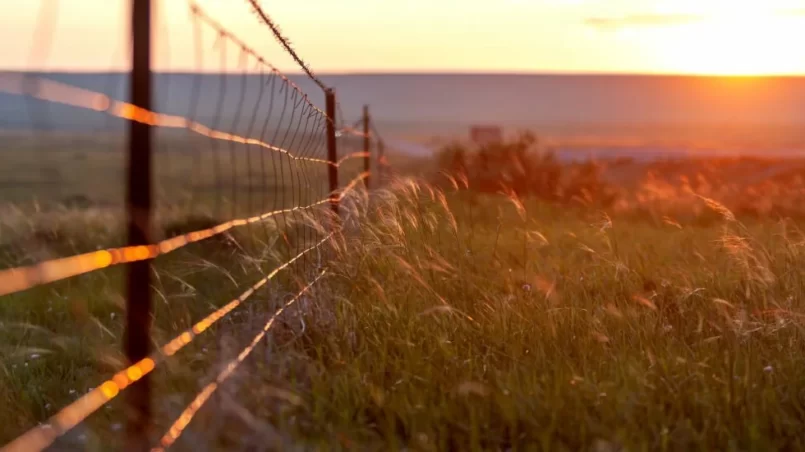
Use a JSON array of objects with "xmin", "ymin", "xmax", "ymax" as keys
[{"xmin": 435, "ymin": 132, "xmax": 614, "ymax": 206}]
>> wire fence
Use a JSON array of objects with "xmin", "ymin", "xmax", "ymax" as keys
[{"xmin": 0, "ymin": 0, "xmax": 388, "ymax": 449}]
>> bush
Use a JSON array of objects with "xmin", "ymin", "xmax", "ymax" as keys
[{"xmin": 436, "ymin": 132, "xmax": 616, "ymax": 207}]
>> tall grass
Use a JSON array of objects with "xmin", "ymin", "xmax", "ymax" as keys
[
  {"xmin": 3, "ymin": 173, "xmax": 805, "ymax": 450},
  {"xmin": 286, "ymin": 180, "xmax": 805, "ymax": 450}
]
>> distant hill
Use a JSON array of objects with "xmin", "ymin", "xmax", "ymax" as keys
[{"xmin": 3, "ymin": 72, "xmax": 805, "ymax": 155}]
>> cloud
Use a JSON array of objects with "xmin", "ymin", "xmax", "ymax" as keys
[{"xmin": 585, "ymin": 14, "xmax": 704, "ymax": 31}]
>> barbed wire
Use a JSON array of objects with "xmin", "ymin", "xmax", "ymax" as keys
[
  {"xmin": 0, "ymin": 76, "xmax": 372, "ymax": 297},
  {"xmin": 1, "ymin": 0, "xmax": 389, "ymax": 449},
  {"xmin": 244, "ymin": 0, "xmax": 329, "ymax": 92},
  {"xmin": 189, "ymin": 2, "xmax": 329, "ymax": 121}
]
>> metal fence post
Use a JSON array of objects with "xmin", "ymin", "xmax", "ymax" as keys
[
  {"xmin": 363, "ymin": 105, "xmax": 370, "ymax": 190},
  {"xmin": 378, "ymin": 139, "xmax": 385, "ymax": 183},
  {"xmin": 125, "ymin": 0, "xmax": 153, "ymax": 449},
  {"xmin": 325, "ymin": 89, "xmax": 339, "ymax": 218}
]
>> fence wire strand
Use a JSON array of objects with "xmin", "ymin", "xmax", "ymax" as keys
[
  {"xmin": 190, "ymin": 2, "xmax": 328, "ymax": 119},
  {"xmin": 243, "ymin": 0, "xmax": 328, "ymax": 92},
  {"xmin": 154, "ymin": 270, "xmax": 327, "ymax": 451},
  {"xmin": 2, "ymin": 235, "xmax": 333, "ymax": 452},
  {"xmin": 0, "ymin": 197, "xmax": 327, "ymax": 297},
  {"xmin": 0, "ymin": 0, "xmax": 389, "ymax": 448},
  {"xmin": 0, "ymin": 74, "xmax": 333, "ymax": 167}
]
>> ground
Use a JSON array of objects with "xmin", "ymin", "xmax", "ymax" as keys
[{"xmin": 3, "ymin": 176, "xmax": 805, "ymax": 450}]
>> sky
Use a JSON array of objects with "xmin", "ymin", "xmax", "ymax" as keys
[{"xmin": 2, "ymin": 0, "xmax": 805, "ymax": 75}]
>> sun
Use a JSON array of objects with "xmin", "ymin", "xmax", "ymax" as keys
[
  {"xmin": 648, "ymin": 5, "xmax": 804, "ymax": 76},
  {"xmin": 667, "ymin": 17, "xmax": 791, "ymax": 76}
]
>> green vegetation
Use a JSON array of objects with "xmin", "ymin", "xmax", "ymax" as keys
[
  {"xmin": 263, "ymin": 185, "xmax": 805, "ymax": 451},
  {"xmin": 436, "ymin": 133, "xmax": 805, "ymax": 220},
  {"xmin": 2, "ymin": 135, "xmax": 805, "ymax": 450}
]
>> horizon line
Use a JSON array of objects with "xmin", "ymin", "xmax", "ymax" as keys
[{"xmin": 2, "ymin": 69, "xmax": 805, "ymax": 78}]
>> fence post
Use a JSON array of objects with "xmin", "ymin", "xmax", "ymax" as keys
[
  {"xmin": 378, "ymin": 139, "xmax": 385, "ymax": 183},
  {"xmin": 325, "ymin": 89, "xmax": 339, "ymax": 218},
  {"xmin": 363, "ymin": 105, "xmax": 370, "ymax": 189},
  {"xmin": 125, "ymin": 0, "xmax": 153, "ymax": 449}
]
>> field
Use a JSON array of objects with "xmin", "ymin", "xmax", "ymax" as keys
[
  {"xmin": 3, "ymin": 136, "xmax": 805, "ymax": 450},
  {"xmin": 6, "ymin": 0, "xmax": 805, "ymax": 447}
]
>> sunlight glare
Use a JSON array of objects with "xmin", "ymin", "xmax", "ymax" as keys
[{"xmin": 652, "ymin": 8, "xmax": 803, "ymax": 75}]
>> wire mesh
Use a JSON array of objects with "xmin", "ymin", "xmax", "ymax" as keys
[{"xmin": 0, "ymin": 0, "xmax": 387, "ymax": 449}]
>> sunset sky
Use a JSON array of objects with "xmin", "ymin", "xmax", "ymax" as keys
[{"xmin": 2, "ymin": 0, "xmax": 805, "ymax": 75}]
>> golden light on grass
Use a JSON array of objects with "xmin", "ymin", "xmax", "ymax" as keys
[
  {"xmin": 661, "ymin": 216, "xmax": 683, "ymax": 229},
  {"xmin": 604, "ymin": 303, "xmax": 625, "ymax": 319},
  {"xmin": 6, "ymin": 126, "xmax": 805, "ymax": 451},
  {"xmin": 631, "ymin": 294, "xmax": 658, "ymax": 311},
  {"xmin": 455, "ymin": 381, "xmax": 491, "ymax": 397},
  {"xmin": 592, "ymin": 332, "xmax": 611, "ymax": 343}
]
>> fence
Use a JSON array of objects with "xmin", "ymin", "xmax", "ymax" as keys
[{"xmin": 0, "ymin": 0, "xmax": 388, "ymax": 450}]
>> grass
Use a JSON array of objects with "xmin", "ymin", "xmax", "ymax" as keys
[
  {"xmin": 269, "ymin": 184, "xmax": 805, "ymax": 451},
  {"xmin": 3, "ymin": 172, "xmax": 805, "ymax": 450},
  {"xmin": 0, "ymin": 131, "xmax": 367, "ymax": 450}
]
